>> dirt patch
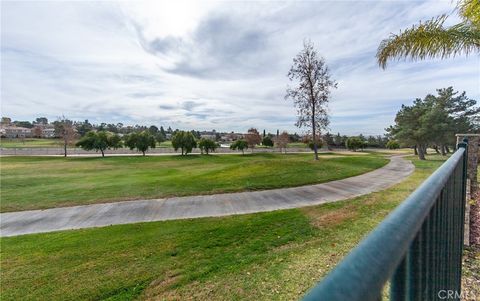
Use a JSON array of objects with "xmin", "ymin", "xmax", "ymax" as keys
[
  {"xmin": 462, "ymin": 246, "xmax": 480, "ymax": 301},
  {"xmin": 143, "ymin": 272, "xmax": 181, "ymax": 300},
  {"xmin": 302, "ymin": 206, "xmax": 357, "ymax": 228}
]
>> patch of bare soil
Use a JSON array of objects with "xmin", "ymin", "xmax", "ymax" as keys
[
  {"xmin": 302, "ymin": 206, "xmax": 357, "ymax": 228},
  {"xmin": 462, "ymin": 246, "xmax": 480, "ymax": 301}
]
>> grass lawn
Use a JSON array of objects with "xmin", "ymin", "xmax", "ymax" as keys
[
  {"xmin": 1, "ymin": 153, "xmax": 388, "ymax": 212},
  {"xmin": 0, "ymin": 138, "xmax": 63, "ymax": 148},
  {"xmin": 287, "ymin": 142, "xmax": 308, "ymax": 148},
  {"xmin": 157, "ymin": 141, "xmax": 173, "ymax": 148},
  {"xmin": 0, "ymin": 155, "xmax": 447, "ymax": 301}
]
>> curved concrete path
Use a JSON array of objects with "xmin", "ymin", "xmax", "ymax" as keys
[{"xmin": 0, "ymin": 156, "xmax": 414, "ymax": 237}]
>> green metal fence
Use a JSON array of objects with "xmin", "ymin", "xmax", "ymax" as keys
[{"xmin": 303, "ymin": 140, "xmax": 468, "ymax": 301}]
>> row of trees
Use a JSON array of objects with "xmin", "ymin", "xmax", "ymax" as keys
[
  {"xmin": 76, "ymin": 131, "xmax": 155, "ymax": 156},
  {"xmin": 387, "ymin": 87, "xmax": 479, "ymax": 160},
  {"xmin": 75, "ymin": 130, "xmax": 222, "ymax": 157},
  {"xmin": 229, "ymin": 130, "xmax": 291, "ymax": 154}
]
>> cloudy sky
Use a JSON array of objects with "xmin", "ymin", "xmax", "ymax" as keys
[{"xmin": 1, "ymin": 0, "xmax": 479, "ymax": 135}]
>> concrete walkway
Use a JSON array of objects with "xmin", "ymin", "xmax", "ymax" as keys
[{"xmin": 0, "ymin": 156, "xmax": 414, "ymax": 237}]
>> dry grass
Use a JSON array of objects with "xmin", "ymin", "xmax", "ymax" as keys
[
  {"xmin": 301, "ymin": 205, "xmax": 358, "ymax": 228},
  {"xmin": 462, "ymin": 246, "xmax": 480, "ymax": 301}
]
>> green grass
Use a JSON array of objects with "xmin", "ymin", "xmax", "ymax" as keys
[
  {"xmin": 1, "ymin": 153, "xmax": 388, "ymax": 212},
  {"xmin": 0, "ymin": 155, "xmax": 447, "ymax": 300},
  {"xmin": 157, "ymin": 141, "xmax": 173, "ymax": 148},
  {"xmin": 287, "ymin": 142, "xmax": 308, "ymax": 148},
  {"xmin": 0, "ymin": 138, "xmax": 63, "ymax": 148}
]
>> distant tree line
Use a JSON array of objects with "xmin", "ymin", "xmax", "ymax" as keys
[{"xmin": 3, "ymin": 116, "xmax": 398, "ymax": 157}]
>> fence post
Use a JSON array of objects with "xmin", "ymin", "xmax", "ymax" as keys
[{"xmin": 458, "ymin": 140, "xmax": 469, "ymax": 247}]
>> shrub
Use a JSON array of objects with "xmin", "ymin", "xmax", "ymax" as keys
[
  {"xmin": 230, "ymin": 140, "xmax": 248, "ymax": 154},
  {"xmin": 262, "ymin": 136, "xmax": 274, "ymax": 147},
  {"xmin": 124, "ymin": 131, "xmax": 156, "ymax": 156},
  {"xmin": 345, "ymin": 137, "xmax": 365, "ymax": 151},
  {"xmin": 198, "ymin": 138, "xmax": 218, "ymax": 154},
  {"xmin": 76, "ymin": 131, "xmax": 122, "ymax": 157},
  {"xmin": 386, "ymin": 140, "xmax": 400, "ymax": 149},
  {"xmin": 171, "ymin": 131, "xmax": 197, "ymax": 155}
]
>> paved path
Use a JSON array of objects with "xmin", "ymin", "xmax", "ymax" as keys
[{"xmin": 0, "ymin": 156, "xmax": 414, "ymax": 237}]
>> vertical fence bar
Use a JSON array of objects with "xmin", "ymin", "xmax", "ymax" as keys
[
  {"xmin": 420, "ymin": 216, "xmax": 429, "ymax": 300},
  {"xmin": 448, "ymin": 174, "xmax": 454, "ymax": 291},
  {"xmin": 447, "ymin": 175, "xmax": 454, "ymax": 292},
  {"xmin": 407, "ymin": 232, "xmax": 422, "ymax": 300},
  {"xmin": 391, "ymin": 255, "xmax": 407, "ymax": 301},
  {"xmin": 456, "ymin": 160, "xmax": 464, "ymax": 291},
  {"xmin": 428, "ymin": 203, "xmax": 435, "ymax": 299},
  {"xmin": 441, "ymin": 181, "xmax": 447, "ymax": 293},
  {"xmin": 434, "ymin": 198, "xmax": 441, "ymax": 297}
]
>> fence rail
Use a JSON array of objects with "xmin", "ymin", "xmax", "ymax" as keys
[{"xmin": 303, "ymin": 141, "xmax": 468, "ymax": 301}]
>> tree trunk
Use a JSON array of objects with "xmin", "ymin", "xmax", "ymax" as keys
[
  {"xmin": 64, "ymin": 141, "xmax": 67, "ymax": 157},
  {"xmin": 440, "ymin": 145, "xmax": 446, "ymax": 156},
  {"xmin": 312, "ymin": 125, "xmax": 318, "ymax": 160},
  {"xmin": 142, "ymin": 151, "xmax": 145, "ymax": 156},
  {"xmin": 101, "ymin": 150, "xmax": 105, "ymax": 157},
  {"xmin": 418, "ymin": 144, "xmax": 426, "ymax": 160},
  {"xmin": 414, "ymin": 145, "xmax": 418, "ymax": 155},
  {"xmin": 445, "ymin": 145, "xmax": 450, "ymax": 153},
  {"xmin": 433, "ymin": 145, "xmax": 440, "ymax": 154}
]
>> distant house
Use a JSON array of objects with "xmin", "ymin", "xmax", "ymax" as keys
[
  {"xmin": 200, "ymin": 134, "xmax": 216, "ymax": 140},
  {"xmin": 1, "ymin": 126, "xmax": 32, "ymax": 138},
  {"xmin": 200, "ymin": 130, "xmax": 217, "ymax": 140},
  {"xmin": 221, "ymin": 132, "xmax": 244, "ymax": 142},
  {"xmin": 42, "ymin": 126, "xmax": 56, "ymax": 138},
  {"xmin": 31, "ymin": 125, "xmax": 56, "ymax": 138}
]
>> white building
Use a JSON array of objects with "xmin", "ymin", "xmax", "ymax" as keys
[
  {"xmin": 42, "ymin": 126, "xmax": 56, "ymax": 138},
  {"xmin": 1, "ymin": 126, "xmax": 32, "ymax": 138}
]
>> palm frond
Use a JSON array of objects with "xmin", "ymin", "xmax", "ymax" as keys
[
  {"xmin": 376, "ymin": 15, "xmax": 480, "ymax": 69},
  {"xmin": 457, "ymin": 0, "xmax": 480, "ymax": 26}
]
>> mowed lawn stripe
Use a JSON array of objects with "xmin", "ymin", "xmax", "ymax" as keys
[{"xmin": 1, "ymin": 153, "xmax": 388, "ymax": 212}]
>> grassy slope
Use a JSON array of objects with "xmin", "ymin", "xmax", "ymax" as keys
[
  {"xmin": 1, "ymin": 153, "xmax": 387, "ymax": 212},
  {"xmin": 0, "ymin": 156, "xmax": 447, "ymax": 301}
]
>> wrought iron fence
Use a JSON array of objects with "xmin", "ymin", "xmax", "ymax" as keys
[{"xmin": 303, "ymin": 140, "xmax": 468, "ymax": 301}]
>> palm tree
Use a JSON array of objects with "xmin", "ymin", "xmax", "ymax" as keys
[{"xmin": 376, "ymin": 0, "xmax": 480, "ymax": 68}]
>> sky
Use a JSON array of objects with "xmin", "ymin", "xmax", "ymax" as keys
[{"xmin": 1, "ymin": 0, "xmax": 479, "ymax": 135}]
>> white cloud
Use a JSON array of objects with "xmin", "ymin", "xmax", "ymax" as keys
[{"xmin": 1, "ymin": 0, "xmax": 478, "ymax": 135}]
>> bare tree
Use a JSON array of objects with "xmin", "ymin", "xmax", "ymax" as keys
[
  {"xmin": 245, "ymin": 128, "xmax": 262, "ymax": 152},
  {"xmin": 275, "ymin": 131, "xmax": 290, "ymax": 154},
  {"xmin": 54, "ymin": 116, "xmax": 77, "ymax": 157},
  {"xmin": 32, "ymin": 126, "xmax": 43, "ymax": 138},
  {"xmin": 286, "ymin": 40, "xmax": 337, "ymax": 160}
]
